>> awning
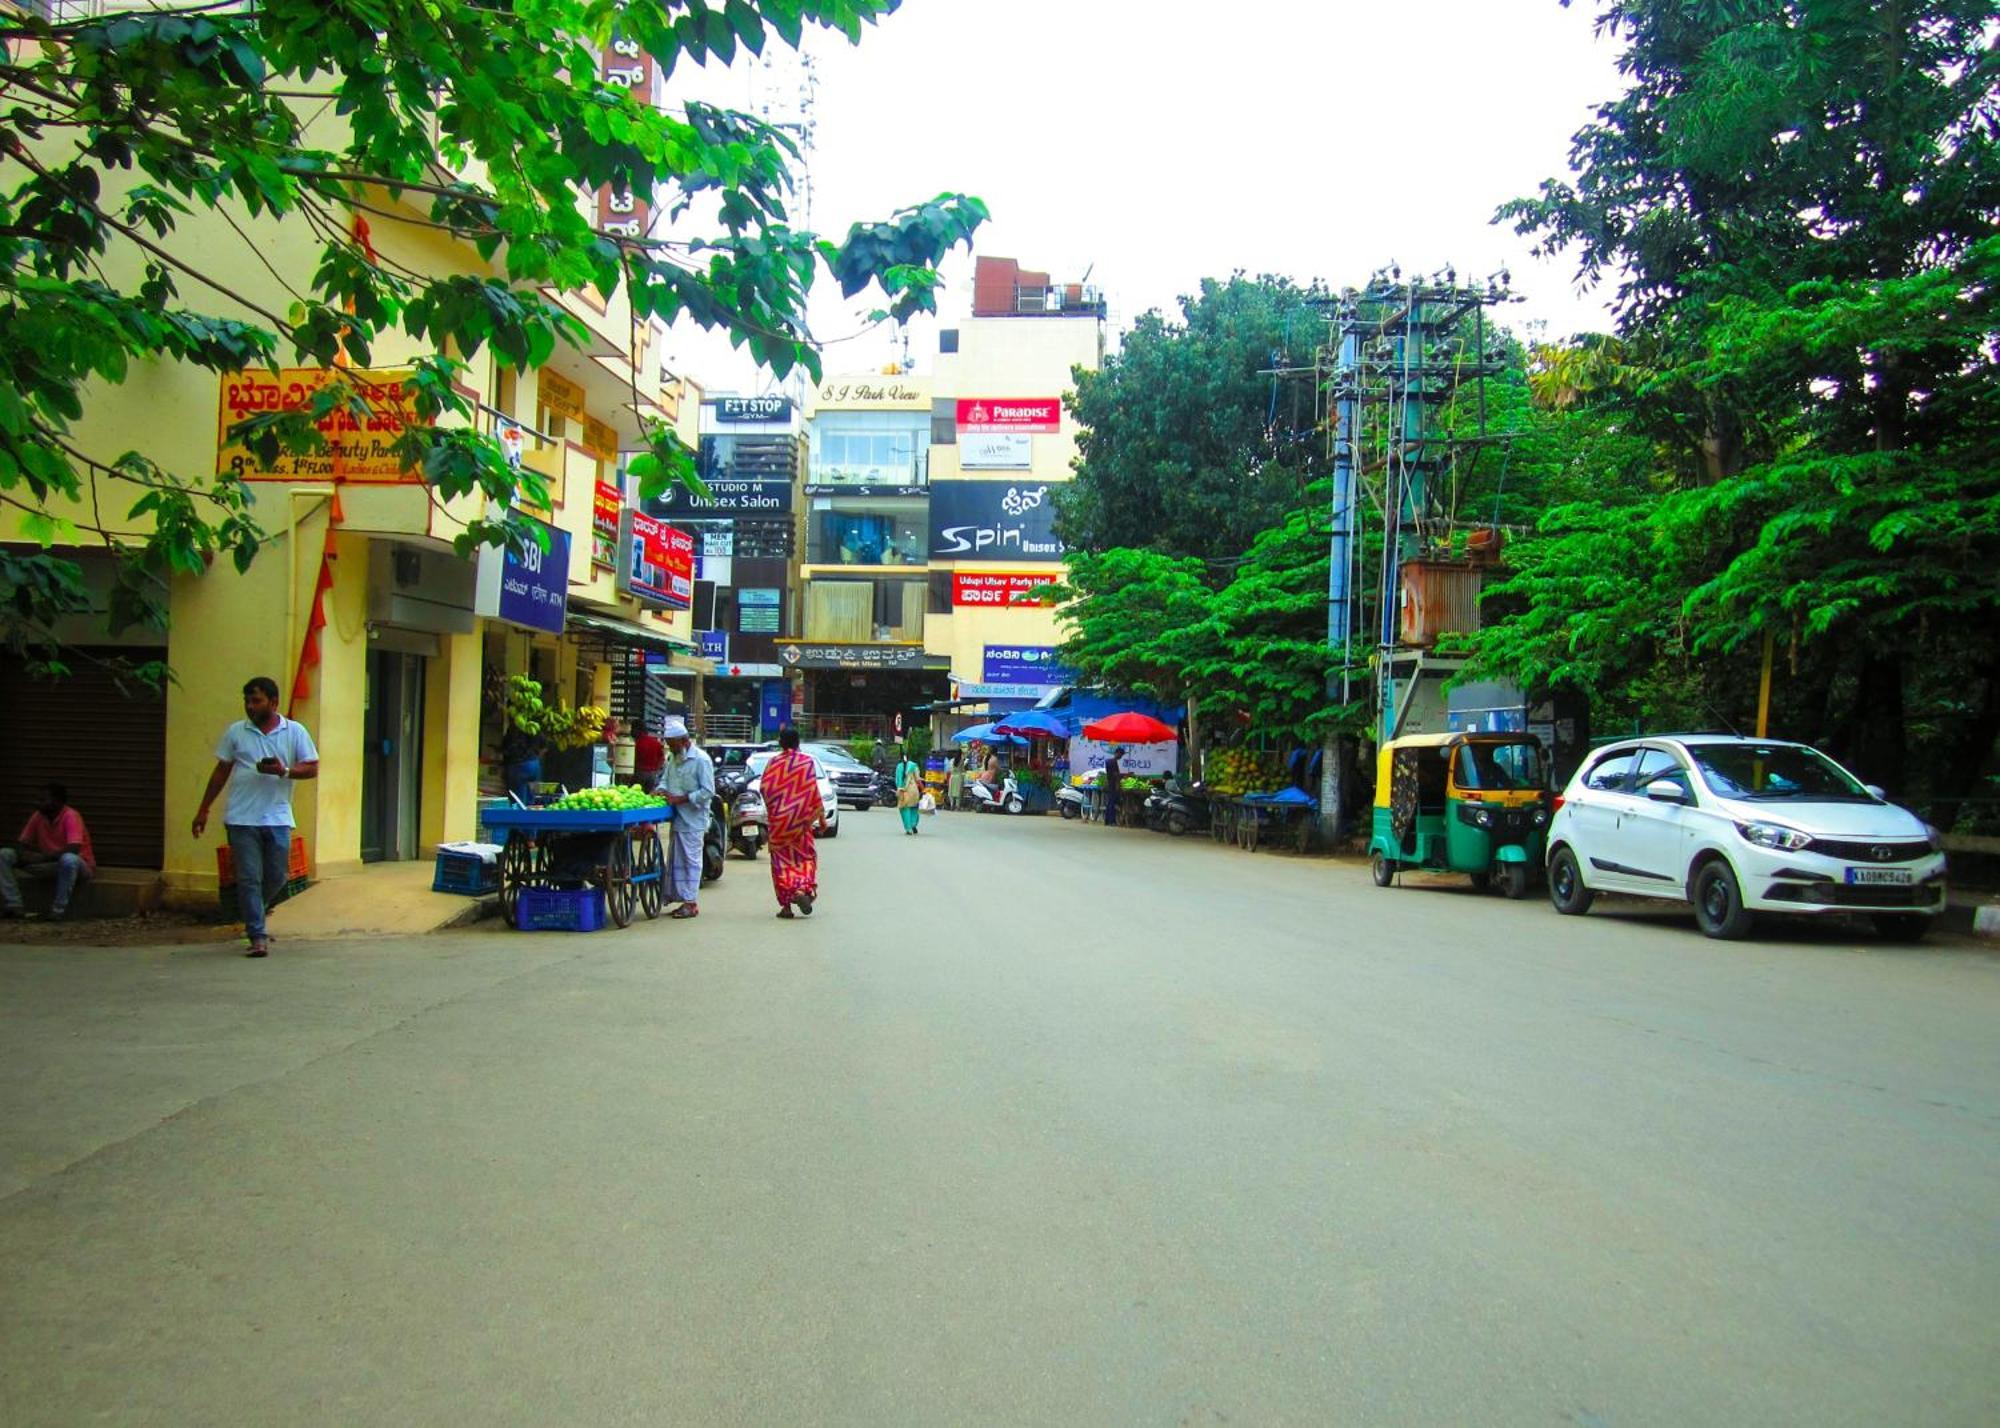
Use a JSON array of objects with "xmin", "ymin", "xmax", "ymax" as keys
[{"xmin": 565, "ymin": 609, "xmax": 700, "ymax": 659}]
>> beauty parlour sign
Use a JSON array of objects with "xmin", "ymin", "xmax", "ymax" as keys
[{"xmin": 216, "ymin": 367, "xmax": 419, "ymax": 482}]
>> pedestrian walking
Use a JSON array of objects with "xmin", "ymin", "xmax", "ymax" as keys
[
  {"xmin": 657, "ymin": 716, "xmax": 713, "ymax": 919},
  {"xmin": 0, "ymin": 782, "xmax": 95, "ymax": 920},
  {"xmin": 895, "ymin": 750, "xmax": 924, "ymax": 834},
  {"xmin": 192, "ymin": 676, "xmax": 319, "ymax": 957},
  {"xmin": 762, "ymin": 727, "xmax": 824, "ymax": 918}
]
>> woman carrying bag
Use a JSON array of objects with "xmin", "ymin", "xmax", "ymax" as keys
[{"xmin": 895, "ymin": 752, "xmax": 924, "ymax": 835}]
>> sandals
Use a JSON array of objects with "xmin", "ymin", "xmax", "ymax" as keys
[
  {"xmin": 777, "ymin": 906, "xmax": 796, "ymax": 919},
  {"xmin": 670, "ymin": 905, "xmax": 699, "ymax": 919},
  {"xmin": 796, "ymin": 893, "xmax": 814, "ymax": 917}
]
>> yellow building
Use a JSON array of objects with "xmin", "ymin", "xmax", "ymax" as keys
[
  {"xmin": 924, "ymin": 256, "xmax": 1106, "ymax": 728},
  {"xmin": 0, "ymin": 105, "xmax": 704, "ymax": 903}
]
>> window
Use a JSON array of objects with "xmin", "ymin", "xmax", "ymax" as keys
[
  {"xmin": 1687, "ymin": 743, "xmax": 1872, "ymax": 802},
  {"xmin": 939, "ymin": 328, "xmax": 960, "ymax": 354},
  {"xmin": 1453, "ymin": 740, "xmax": 1546, "ymax": 791},
  {"xmin": 807, "ymin": 495, "xmax": 927, "ymax": 566},
  {"xmin": 931, "ymin": 397, "xmax": 957, "ymax": 446},
  {"xmin": 804, "ymin": 578, "xmax": 924, "ymax": 642},
  {"xmin": 1583, "ymin": 751, "xmax": 1640, "ymax": 793},
  {"xmin": 809, "ymin": 411, "xmax": 929, "ymax": 486},
  {"xmin": 1632, "ymin": 748, "xmax": 1692, "ymax": 800}
]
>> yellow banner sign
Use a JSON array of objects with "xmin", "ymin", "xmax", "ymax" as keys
[
  {"xmin": 582, "ymin": 415, "xmax": 620, "ymax": 461},
  {"xmin": 539, "ymin": 369, "xmax": 587, "ymax": 423},
  {"xmin": 216, "ymin": 368, "xmax": 419, "ymax": 483}
]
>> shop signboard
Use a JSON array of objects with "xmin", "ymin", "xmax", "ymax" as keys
[
  {"xmin": 645, "ymin": 478, "xmax": 792, "ymax": 515},
  {"xmin": 714, "ymin": 395, "xmax": 793, "ymax": 423},
  {"xmin": 581, "ymin": 415, "xmax": 620, "ymax": 461},
  {"xmin": 618, "ymin": 508, "xmax": 694, "ymax": 609},
  {"xmin": 955, "ymin": 398, "xmax": 1060, "ymax": 434},
  {"xmin": 775, "ymin": 642, "xmax": 943, "ymax": 671},
  {"xmin": 699, "ymin": 630, "xmax": 728, "ymax": 662},
  {"xmin": 595, "ymin": 36, "xmax": 652, "ymax": 238},
  {"xmin": 814, "ymin": 378, "xmax": 929, "ymax": 410},
  {"xmin": 216, "ymin": 367, "xmax": 419, "ymax": 482},
  {"xmin": 928, "ymin": 481, "xmax": 1065, "ymax": 562},
  {"xmin": 983, "ymin": 645, "xmax": 1074, "ymax": 688},
  {"xmin": 475, "ymin": 518, "xmax": 570, "ymax": 634},
  {"xmin": 591, "ymin": 479, "xmax": 621, "ymax": 570},
  {"xmin": 738, "ymin": 587, "xmax": 782, "ymax": 634},
  {"xmin": 537, "ymin": 369, "xmax": 587, "ymax": 424},
  {"xmin": 1069, "ymin": 736, "xmax": 1178, "ymax": 779},
  {"xmin": 953, "ymin": 571, "xmax": 1057, "ymax": 607},
  {"xmin": 958, "ymin": 432, "xmax": 1033, "ymax": 469}
]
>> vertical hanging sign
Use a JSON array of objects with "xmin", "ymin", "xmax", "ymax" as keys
[{"xmin": 596, "ymin": 34, "xmax": 653, "ymax": 240}]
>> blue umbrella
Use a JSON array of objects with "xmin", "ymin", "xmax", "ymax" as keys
[
  {"xmin": 993, "ymin": 709, "xmax": 1073, "ymax": 739},
  {"xmin": 952, "ymin": 722, "xmax": 1026, "ymax": 746}
]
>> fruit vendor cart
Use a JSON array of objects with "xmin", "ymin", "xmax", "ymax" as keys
[{"xmin": 480, "ymin": 800, "xmax": 671, "ymax": 929}]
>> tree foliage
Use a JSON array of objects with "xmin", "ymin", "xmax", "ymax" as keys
[
  {"xmin": 1057, "ymin": 274, "xmax": 1330, "ymax": 560},
  {"xmin": 1474, "ymin": 0, "xmax": 2000, "ymax": 805},
  {"xmin": 0, "ymin": 0, "xmax": 984, "ymax": 667}
]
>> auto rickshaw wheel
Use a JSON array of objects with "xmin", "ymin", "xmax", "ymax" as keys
[
  {"xmin": 1499, "ymin": 862, "xmax": 1531, "ymax": 900},
  {"xmin": 1469, "ymin": 870, "xmax": 1491, "ymax": 892},
  {"xmin": 1370, "ymin": 851, "xmax": 1395, "ymax": 887}
]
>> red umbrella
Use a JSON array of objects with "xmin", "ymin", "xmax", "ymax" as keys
[{"xmin": 1081, "ymin": 711, "xmax": 1177, "ymax": 744}]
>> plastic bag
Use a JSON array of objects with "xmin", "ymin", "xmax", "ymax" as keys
[{"xmin": 919, "ymin": 792, "xmax": 937, "ymax": 815}]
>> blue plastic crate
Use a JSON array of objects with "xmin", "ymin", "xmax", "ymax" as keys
[
  {"xmin": 432, "ymin": 850, "xmax": 501, "ymax": 896},
  {"xmin": 515, "ymin": 886, "xmax": 606, "ymax": 932}
]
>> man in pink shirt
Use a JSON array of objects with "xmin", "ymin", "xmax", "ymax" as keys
[{"xmin": 0, "ymin": 782, "xmax": 95, "ymax": 920}]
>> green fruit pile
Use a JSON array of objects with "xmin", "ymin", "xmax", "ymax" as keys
[
  {"xmin": 550, "ymin": 785, "xmax": 664, "ymax": 812},
  {"xmin": 1204, "ymin": 746, "xmax": 1284, "ymax": 797}
]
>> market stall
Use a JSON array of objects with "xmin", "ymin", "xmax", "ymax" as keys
[{"xmin": 481, "ymin": 793, "xmax": 670, "ymax": 929}]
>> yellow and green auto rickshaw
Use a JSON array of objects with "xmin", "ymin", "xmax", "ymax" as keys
[{"xmin": 1367, "ymin": 732, "xmax": 1552, "ymax": 898}]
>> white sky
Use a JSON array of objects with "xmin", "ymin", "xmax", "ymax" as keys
[{"xmin": 662, "ymin": 0, "xmax": 1628, "ymax": 392}]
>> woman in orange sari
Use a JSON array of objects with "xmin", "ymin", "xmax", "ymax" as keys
[{"xmin": 762, "ymin": 726, "xmax": 824, "ymax": 918}]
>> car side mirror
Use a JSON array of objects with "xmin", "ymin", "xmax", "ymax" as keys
[
  {"xmin": 1864, "ymin": 784, "xmax": 1886, "ymax": 801},
  {"xmin": 1643, "ymin": 778, "xmax": 1690, "ymax": 806}
]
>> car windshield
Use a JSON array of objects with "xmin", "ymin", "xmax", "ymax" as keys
[
  {"xmin": 804, "ymin": 745, "xmax": 867, "ymax": 770},
  {"xmin": 711, "ymin": 745, "xmax": 769, "ymax": 768},
  {"xmin": 1688, "ymin": 743, "xmax": 1874, "ymax": 802},
  {"xmin": 1453, "ymin": 740, "xmax": 1546, "ymax": 791}
]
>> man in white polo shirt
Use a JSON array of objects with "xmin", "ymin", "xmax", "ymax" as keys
[{"xmin": 192, "ymin": 676, "xmax": 319, "ymax": 958}]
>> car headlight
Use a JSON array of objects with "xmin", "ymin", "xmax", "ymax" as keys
[
  {"xmin": 1924, "ymin": 823, "xmax": 1945, "ymax": 852},
  {"xmin": 1735, "ymin": 820, "xmax": 1811, "ymax": 851},
  {"xmin": 1532, "ymin": 807, "xmax": 1549, "ymax": 826}
]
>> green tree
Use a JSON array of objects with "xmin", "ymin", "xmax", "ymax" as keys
[
  {"xmin": 1475, "ymin": 0, "xmax": 2000, "ymax": 803},
  {"xmin": 0, "ymin": 0, "xmax": 984, "ymax": 670},
  {"xmin": 1058, "ymin": 274, "xmax": 1329, "ymax": 560}
]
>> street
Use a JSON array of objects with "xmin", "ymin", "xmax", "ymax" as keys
[{"xmin": 2, "ymin": 810, "xmax": 1997, "ymax": 1427}]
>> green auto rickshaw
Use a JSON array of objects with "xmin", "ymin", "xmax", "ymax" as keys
[{"xmin": 1367, "ymin": 732, "xmax": 1552, "ymax": 898}]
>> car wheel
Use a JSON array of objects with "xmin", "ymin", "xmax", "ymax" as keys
[
  {"xmin": 1547, "ymin": 846, "xmax": 1594, "ymax": 915},
  {"xmin": 1499, "ymin": 862, "xmax": 1531, "ymax": 900},
  {"xmin": 1370, "ymin": 851, "xmax": 1395, "ymax": 887},
  {"xmin": 1692, "ymin": 859, "xmax": 1755, "ymax": 940},
  {"xmin": 823, "ymin": 818, "xmax": 839, "ymax": 839},
  {"xmin": 1871, "ymin": 913, "xmax": 1930, "ymax": 942}
]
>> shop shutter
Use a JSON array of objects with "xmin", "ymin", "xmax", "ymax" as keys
[{"xmin": 0, "ymin": 651, "xmax": 168, "ymax": 868}]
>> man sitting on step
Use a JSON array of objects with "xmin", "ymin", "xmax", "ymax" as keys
[{"xmin": 0, "ymin": 782, "xmax": 95, "ymax": 921}]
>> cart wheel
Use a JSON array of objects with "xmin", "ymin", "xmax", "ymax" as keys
[
  {"xmin": 499, "ymin": 831, "xmax": 534, "ymax": 925},
  {"xmin": 604, "ymin": 832, "xmax": 635, "ymax": 928},
  {"xmin": 635, "ymin": 829, "xmax": 665, "ymax": 920}
]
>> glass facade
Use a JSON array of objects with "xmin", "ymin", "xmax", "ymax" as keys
[
  {"xmin": 809, "ymin": 410, "xmax": 929, "ymax": 487},
  {"xmin": 806, "ymin": 494, "xmax": 927, "ymax": 566}
]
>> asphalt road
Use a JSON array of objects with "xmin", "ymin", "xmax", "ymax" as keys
[{"xmin": 2, "ymin": 809, "xmax": 1997, "ymax": 1426}]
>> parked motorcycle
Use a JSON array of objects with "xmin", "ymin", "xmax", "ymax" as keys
[
  {"xmin": 703, "ymin": 793, "xmax": 728, "ymax": 882},
  {"xmin": 728, "ymin": 786, "xmax": 766, "ymax": 859},
  {"xmin": 1143, "ymin": 780, "xmax": 1211, "ymax": 837},
  {"xmin": 966, "ymin": 774, "xmax": 1025, "ymax": 815}
]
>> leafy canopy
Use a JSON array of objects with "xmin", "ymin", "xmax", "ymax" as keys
[{"xmin": 0, "ymin": 0, "xmax": 985, "ymax": 667}]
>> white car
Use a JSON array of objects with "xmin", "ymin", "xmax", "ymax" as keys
[
  {"xmin": 1545, "ymin": 735, "xmax": 1946, "ymax": 940},
  {"xmin": 742, "ymin": 750, "xmax": 840, "ymax": 839}
]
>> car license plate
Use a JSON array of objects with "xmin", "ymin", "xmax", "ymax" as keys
[{"xmin": 1845, "ymin": 867, "xmax": 1913, "ymax": 885}]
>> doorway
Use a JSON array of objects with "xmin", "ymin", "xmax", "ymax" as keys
[{"xmin": 361, "ymin": 650, "xmax": 426, "ymax": 862}]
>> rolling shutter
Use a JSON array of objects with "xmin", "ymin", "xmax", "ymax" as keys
[{"xmin": 0, "ymin": 651, "xmax": 168, "ymax": 867}]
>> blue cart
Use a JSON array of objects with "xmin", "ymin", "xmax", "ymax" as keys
[{"xmin": 480, "ymin": 803, "xmax": 673, "ymax": 928}]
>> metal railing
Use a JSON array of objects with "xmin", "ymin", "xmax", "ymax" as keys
[{"xmin": 697, "ymin": 712, "xmax": 762, "ymax": 743}]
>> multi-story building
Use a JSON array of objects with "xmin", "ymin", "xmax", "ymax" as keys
[
  {"xmin": 780, "ymin": 258, "xmax": 1108, "ymax": 744},
  {"xmin": 924, "ymin": 256, "xmax": 1107, "ymax": 725},
  {"xmin": 641, "ymin": 394, "xmax": 807, "ymax": 741}
]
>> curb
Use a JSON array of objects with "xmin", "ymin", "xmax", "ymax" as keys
[{"xmin": 1939, "ymin": 901, "xmax": 2000, "ymax": 939}]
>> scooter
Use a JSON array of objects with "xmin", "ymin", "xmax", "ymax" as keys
[
  {"xmin": 1143, "ymin": 780, "xmax": 1211, "ymax": 837},
  {"xmin": 966, "ymin": 774, "xmax": 1025, "ymax": 815},
  {"xmin": 1055, "ymin": 784, "xmax": 1086, "ymax": 820},
  {"xmin": 728, "ymin": 786, "xmax": 766, "ymax": 859}
]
